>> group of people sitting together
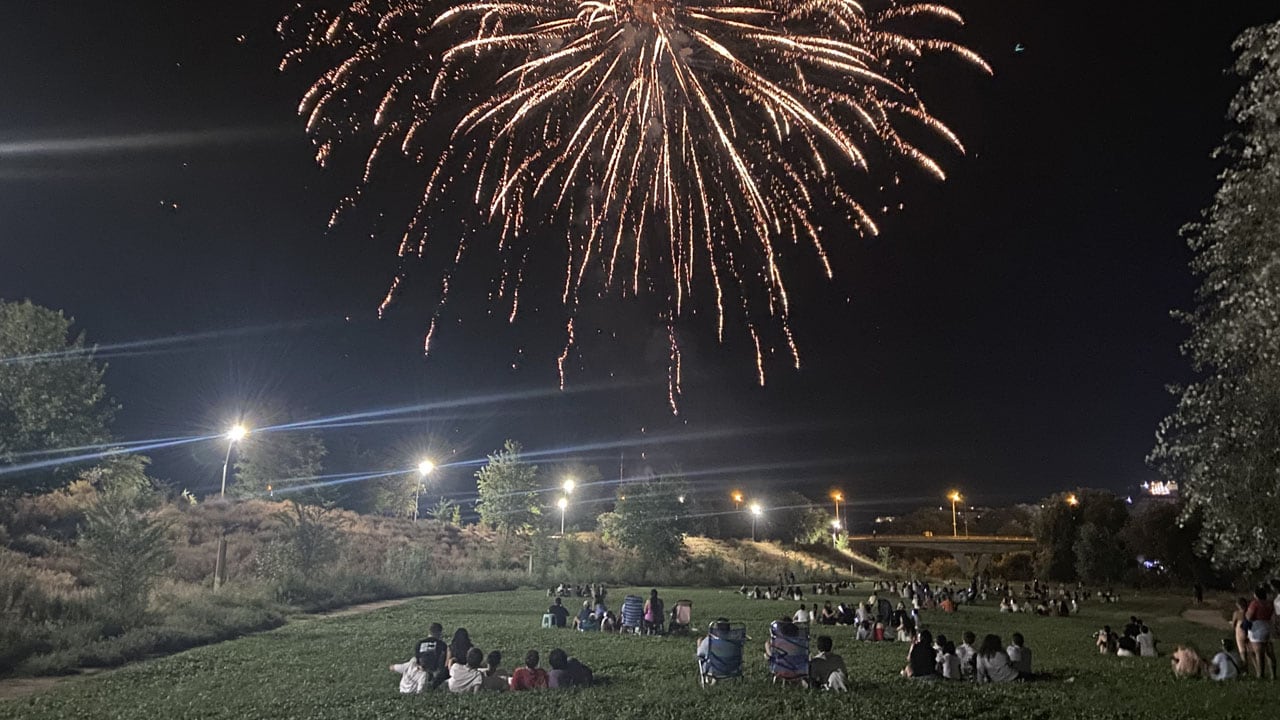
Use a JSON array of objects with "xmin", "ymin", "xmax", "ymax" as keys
[
  {"xmin": 546, "ymin": 588, "xmax": 689, "ymax": 636},
  {"xmin": 1093, "ymin": 615, "xmax": 1159, "ymax": 657},
  {"xmin": 1173, "ymin": 584, "xmax": 1278, "ymax": 681},
  {"xmin": 901, "ymin": 629, "xmax": 1034, "ymax": 682},
  {"xmin": 738, "ymin": 579, "xmax": 851, "ymax": 601},
  {"xmin": 390, "ymin": 622, "xmax": 594, "ymax": 694}
]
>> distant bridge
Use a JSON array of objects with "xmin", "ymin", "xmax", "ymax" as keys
[{"xmin": 846, "ymin": 534, "xmax": 1037, "ymax": 575}]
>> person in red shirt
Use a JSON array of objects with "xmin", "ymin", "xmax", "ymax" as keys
[
  {"xmin": 510, "ymin": 649, "xmax": 549, "ymax": 690},
  {"xmin": 1245, "ymin": 586, "xmax": 1277, "ymax": 679}
]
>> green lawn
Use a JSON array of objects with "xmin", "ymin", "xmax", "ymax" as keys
[{"xmin": 2, "ymin": 585, "xmax": 1275, "ymax": 719}]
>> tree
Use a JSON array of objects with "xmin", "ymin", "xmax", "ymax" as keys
[
  {"xmin": 0, "ymin": 300, "xmax": 115, "ymax": 495},
  {"xmin": 1033, "ymin": 489, "xmax": 1129, "ymax": 582},
  {"xmin": 474, "ymin": 440, "xmax": 540, "ymax": 533},
  {"xmin": 1121, "ymin": 501, "xmax": 1215, "ymax": 585},
  {"xmin": 1073, "ymin": 523, "xmax": 1128, "ymax": 585},
  {"xmin": 232, "ymin": 431, "xmax": 327, "ymax": 502},
  {"xmin": 79, "ymin": 487, "xmax": 173, "ymax": 626},
  {"xmin": 763, "ymin": 491, "xmax": 829, "ymax": 543},
  {"xmin": 1150, "ymin": 21, "xmax": 1280, "ymax": 573},
  {"xmin": 601, "ymin": 477, "xmax": 687, "ymax": 561}
]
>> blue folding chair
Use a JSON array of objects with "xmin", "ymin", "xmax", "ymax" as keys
[
  {"xmin": 698, "ymin": 621, "xmax": 746, "ymax": 687},
  {"xmin": 621, "ymin": 594, "xmax": 645, "ymax": 634},
  {"xmin": 768, "ymin": 620, "xmax": 810, "ymax": 686}
]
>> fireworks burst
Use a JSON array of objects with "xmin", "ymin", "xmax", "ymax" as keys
[{"xmin": 282, "ymin": 0, "xmax": 989, "ymax": 412}]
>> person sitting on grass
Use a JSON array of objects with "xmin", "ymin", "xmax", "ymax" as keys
[
  {"xmin": 820, "ymin": 602, "xmax": 838, "ymax": 625},
  {"xmin": 1137, "ymin": 625, "xmax": 1157, "ymax": 657},
  {"xmin": 794, "ymin": 604, "xmax": 811, "ymax": 624},
  {"xmin": 939, "ymin": 641, "xmax": 962, "ymax": 680},
  {"xmin": 975, "ymin": 633, "xmax": 1021, "ymax": 683},
  {"xmin": 1171, "ymin": 644, "xmax": 1207, "ymax": 679},
  {"xmin": 448, "ymin": 648, "xmax": 487, "ymax": 693},
  {"xmin": 390, "ymin": 644, "xmax": 432, "ymax": 694},
  {"xmin": 481, "ymin": 651, "xmax": 509, "ymax": 691},
  {"xmin": 548, "ymin": 597, "xmax": 570, "ymax": 628},
  {"xmin": 566, "ymin": 654, "xmax": 595, "ymax": 687},
  {"xmin": 1007, "ymin": 632, "xmax": 1032, "ymax": 675},
  {"xmin": 1210, "ymin": 639, "xmax": 1242, "ymax": 681},
  {"xmin": 447, "ymin": 628, "xmax": 473, "ymax": 667},
  {"xmin": 414, "ymin": 623, "xmax": 449, "ymax": 690},
  {"xmin": 809, "ymin": 635, "xmax": 848, "ymax": 691},
  {"xmin": 572, "ymin": 600, "xmax": 593, "ymax": 630},
  {"xmin": 1117, "ymin": 635, "xmax": 1139, "ymax": 657},
  {"xmin": 547, "ymin": 648, "xmax": 573, "ymax": 688},
  {"xmin": 511, "ymin": 649, "xmax": 549, "ymax": 690},
  {"xmin": 856, "ymin": 620, "xmax": 872, "ymax": 642},
  {"xmin": 901, "ymin": 629, "xmax": 938, "ymax": 680},
  {"xmin": 957, "ymin": 631, "xmax": 977, "ymax": 678},
  {"xmin": 1094, "ymin": 625, "xmax": 1116, "ymax": 654}
]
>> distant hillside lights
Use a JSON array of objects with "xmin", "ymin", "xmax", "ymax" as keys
[{"xmin": 1141, "ymin": 480, "xmax": 1178, "ymax": 497}]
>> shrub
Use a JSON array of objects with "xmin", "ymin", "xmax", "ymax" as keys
[{"xmin": 79, "ymin": 492, "xmax": 173, "ymax": 627}]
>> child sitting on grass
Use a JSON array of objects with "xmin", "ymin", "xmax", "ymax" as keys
[{"xmin": 511, "ymin": 649, "xmax": 549, "ymax": 690}]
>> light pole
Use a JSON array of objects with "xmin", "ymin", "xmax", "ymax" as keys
[
  {"xmin": 948, "ymin": 490, "xmax": 962, "ymax": 538},
  {"xmin": 214, "ymin": 424, "xmax": 248, "ymax": 590},
  {"xmin": 413, "ymin": 458, "xmax": 435, "ymax": 522},
  {"xmin": 731, "ymin": 491, "xmax": 743, "ymax": 510},
  {"xmin": 831, "ymin": 519, "xmax": 842, "ymax": 546},
  {"xmin": 832, "ymin": 491, "xmax": 843, "ymax": 526},
  {"xmin": 750, "ymin": 502, "xmax": 762, "ymax": 541},
  {"xmin": 558, "ymin": 496, "xmax": 569, "ymax": 536}
]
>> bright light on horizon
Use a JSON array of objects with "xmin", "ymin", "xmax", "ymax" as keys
[
  {"xmin": 749, "ymin": 502, "xmax": 762, "ymax": 516},
  {"xmin": 227, "ymin": 424, "xmax": 248, "ymax": 442}
]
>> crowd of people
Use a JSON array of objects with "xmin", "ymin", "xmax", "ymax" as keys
[
  {"xmin": 1172, "ymin": 583, "xmax": 1278, "ymax": 681},
  {"xmin": 390, "ymin": 622, "xmax": 595, "ymax": 694}
]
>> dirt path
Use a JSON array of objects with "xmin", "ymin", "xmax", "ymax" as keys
[
  {"xmin": 1181, "ymin": 607, "xmax": 1230, "ymax": 630},
  {"xmin": 0, "ymin": 594, "xmax": 438, "ymax": 702}
]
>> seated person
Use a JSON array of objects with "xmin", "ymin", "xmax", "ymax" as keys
[
  {"xmin": 940, "ymin": 596, "xmax": 956, "ymax": 613},
  {"xmin": 547, "ymin": 648, "xmax": 572, "ymax": 688},
  {"xmin": 820, "ymin": 602, "xmax": 838, "ymax": 625},
  {"xmin": 975, "ymin": 634, "xmax": 1021, "ymax": 683},
  {"xmin": 956, "ymin": 631, "xmax": 977, "ymax": 678},
  {"xmin": 1137, "ymin": 625, "xmax": 1157, "ymax": 657},
  {"xmin": 447, "ymin": 628, "xmax": 473, "ymax": 667},
  {"xmin": 1095, "ymin": 625, "xmax": 1116, "ymax": 654},
  {"xmin": 548, "ymin": 597, "xmax": 570, "ymax": 628},
  {"xmin": 389, "ymin": 644, "xmax": 432, "ymax": 694},
  {"xmin": 763, "ymin": 619, "xmax": 802, "ymax": 660},
  {"xmin": 413, "ymin": 624, "xmax": 449, "ymax": 690},
  {"xmin": 511, "ymin": 649, "xmax": 549, "ymax": 690},
  {"xmin": 794, "ymin": 604, "xmax": 811, "ymax": 624},
  {"xmin": 481, "ymin": 651, "xmax": 509, "ymax": 691},
  {"xmin": 1006, "ymin": 632, "xmax": 1032, "ymax": 675},
  {"xmin": 939, "ymin": 641, "xmax": 962, "ymax": 680},
  {"xmin": 447, "ymin": 648, "xmax": 487, "ymax": 693},
  {"xmin": 600, "ymin": 610, "xmax": 618, "ymax": 633},
  {"xmin": 1117, "ymin": 635, "xmax": 1139, "ymax": 657},
  {"xmin": 809, "ymin": 635, "xmax": 847, "ymax": 691},
  {"xmin": 566, "ymin": 655, "xmax": 595, "ymax": 687},
  {"xmin": 572, "ymin": 600, "xmax": 593, "ymax": 630},
  {"xmin": 856, "ymin": 621, "xmax": 872, "ymax": 642},
  {"xmin": 1210, "ymin": 639, "xmax": 1241, "ymax": 681},
  {"xmin": 1171, "ymin": 644, "xmax": 1206, "ymax": 679},
  {"xmin": 901, "ymin": 629, "xmax": 938, "ymax": 679}
]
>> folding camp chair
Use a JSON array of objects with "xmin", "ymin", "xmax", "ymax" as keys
[
  {"xmin": 669, "ymin": 600, "xmax": 693, "ymax": 636},
  {"xmin": 768, "ymin": 620, "xmax": 810, "ymax": 686},
  {"xmin": 620, "ymin": 594, "xmax": 645, "ymax": 635},
  {"xmin": 698, "ymin": 621, "xmax": 746, "ymax": 687}
]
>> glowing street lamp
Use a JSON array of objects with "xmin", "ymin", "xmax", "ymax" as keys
[
  {"xmin": 1066, "ymin": 493, "xmax": 1080, "ymax": 507},
  {"xmin": 948, "ymin": 490, "xmax": 963, "ymax": 538},
  {"xmin": 563, "ymin": 477, "xmax": 576, "ymax": 495},
  {"xmin": 749, "ymin": 502, "xmax": 763, "ymax": 541},
  {"xmin": 832, "ymin": 491, "xmax": 844, "ymax": 525},
  {"xmin": 731, "ymin": 491, "xmax": 744, "ymax": 510},
  {"xmin": 215, "ymin": 423, "xmax": 249, "ymax": 591},
  {"xmin": 557, "ymin": 496, "xmax": 569, "ymax": 536},
  {"xmin": 413, "ymin": 458, "xmax": 436, "ymax": 522},
  {"xmin": 831, "ymin": 518, "xmax": 842, "ymax": 546}
]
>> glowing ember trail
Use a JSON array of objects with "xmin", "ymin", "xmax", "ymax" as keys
[{"xmin": 282, "ymin": 0, "xmax": 989, "ymax": 410}]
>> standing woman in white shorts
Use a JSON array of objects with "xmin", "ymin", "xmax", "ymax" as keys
[{"xmin": 1245, "ymin": 586, "xmax": 1276, "ymax": 679}]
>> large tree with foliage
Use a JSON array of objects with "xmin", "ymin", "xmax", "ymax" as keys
[
  {"xmin": 232, "ymin": 431, "xmax": 327, "ymax": 502},
  {"xmin": 599, "ymin": 477, "xmax": 687, "ymax": 561},
  {"xmin": 1150, "ymin": 21, "xmax": 1280, "ymax": 573},
  {"xmin": 763, "ymin": 491, "xmax": 830, "ymax": 543},
  {"xmin": 1033, "ymin": 489, "xmax": 1129, "ymax": 583},
  {"xmin": 475, "ymin": 440, "xmax": 541, "ymax": 533},
  {"xmin": 0, "ymin": 300, "xmax": 115, "ymax": 495}
]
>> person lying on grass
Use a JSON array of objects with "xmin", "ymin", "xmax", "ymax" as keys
[
  {"xmin": 448, "ymin": 648, "xmax": 488, "ymax": 693},
  {"xmin": 390, "ymin": 643, "xmax": 434, "ymax": 694},
  {"xmin": 511, "ymin": 649, "xmax": 549, "ymax": 690}
]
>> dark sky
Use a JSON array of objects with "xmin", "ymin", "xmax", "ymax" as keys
[{"xmin": 2, "ymin": 1, "xmax": 1276, "ymax": 527}]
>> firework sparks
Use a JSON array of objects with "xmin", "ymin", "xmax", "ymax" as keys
[{"xmin": 283, "ymin": 0, "xmax": 988, "ymax": 408}]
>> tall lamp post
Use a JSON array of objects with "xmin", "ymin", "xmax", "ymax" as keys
[
  {"xmin": 214, "ymin": 424, "xmax": 248, "ymax": 591},
  {"xmin": 750, "ymin": 502, "xmax": 762, "ymax": 541},
  {"xmin": 948, "ymin": 490, "xmax": 962, "ymax": 538},
  {"xmin": 731, "ymin": 491, "xmax": 743, "ymax": 510},
  {"xmin": 831, "ymin": 519, "xmax": 842, "ymax": 546},
  {"xmin": 832, "ymin": 491, "xmax": 844, "ymax": 526},
  {"xmin": 413, "ymin": 458, "xmax": 436, "ymax": 522},
  {"xmin": 557, "ymin": 496, "xmax": 569, "ymax": 536}
]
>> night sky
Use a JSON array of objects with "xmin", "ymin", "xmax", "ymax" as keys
[{"xmin": 2, "ymin": 1, "xmax": 1276, "ymax": 527}]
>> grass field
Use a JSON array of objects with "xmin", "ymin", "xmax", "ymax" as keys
[{"xmin": 2, "ymin": 585, "xmax": 1276, "ymax": 719}]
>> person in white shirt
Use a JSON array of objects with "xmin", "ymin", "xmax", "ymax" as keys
[
  {"xmin": 447, "ymin": 648, "xmax": 488, "ymax": 693},
  {"xmin": 793, "ymin": 604, "xmax": 811, "ymax": 624},
  {"xmin": 1137, "ymin": 626, "xmax": 1157, "ymax": 657},
  {"xmin": 1006, "ymin": 632, "xmax": 1032, "ymax": 675},
  {"xmin": 975, "ymin": 634, "xmax": 1021, "ymax": 683},
  {"xmin": 956, "ymin": 631, "xmax": 977, "ymax": 678},
  {"xmin": 939, "ymin": 641, "xmax": 962, "ymax": 680},
  {"xmin": 1210, "ymin": 639, "xmax": 1242, "ymax": 681},
  {"xmin": 390, "ymin": 649, "xmax": 430, "ymax": 694}
]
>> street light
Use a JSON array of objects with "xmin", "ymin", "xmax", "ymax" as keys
[
  {"xmin": 214, "ymin": 423, "xmax": 248, "ymax": 591},
  {"xmin": 832, "ymin": 491, "xmax": 844, "ymax": 525},
  {"xmin": 1066, "ymin": 493, "xmax": 1080, "ymax": 507},
  {"xmin": 831, "ymin": 518, "xmax": 842, "ymax": 546},
  {"xmin": 557, "ymin": 496, "xmax": 569, "ymax": 536},
  {"xmin": 731, "ymin": 491, "xmax": 744, "ymax": 510},
  {"xmin": 413, "ymin": 458, "xmax": 435, "ymax": 522},
  {"xmin": 948, "ymin": 490, "xmax": 962, "ymax": 538},
  {"xmin": 563, "ymin": 478, "xmax": 576, "ymax": 495},
  {"xmin": 749, "ymin": 502, "xmax": 762, "ymax": 541}
]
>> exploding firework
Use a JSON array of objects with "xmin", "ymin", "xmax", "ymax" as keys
[{"xmin": 282, "ymin": 0, "xmax": 989, "ymax": 412}]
